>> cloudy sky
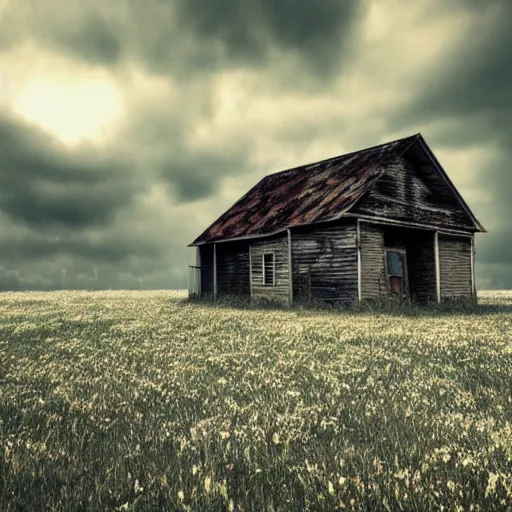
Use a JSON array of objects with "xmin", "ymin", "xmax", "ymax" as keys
[{"xmin": 0, "ymin": 0, "xmax": 509, "ymax": 290}]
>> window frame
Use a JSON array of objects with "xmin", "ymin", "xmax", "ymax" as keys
[
  {"xmin": 384, "ymin": 248, "xmax": 408, "ymax": 294},
  {"xmin": 262, "ymin": 252, "xmax": 276, "ymax": 286}
]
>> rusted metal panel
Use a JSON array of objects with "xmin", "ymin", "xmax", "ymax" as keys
[
  {"xmin": 216, "ymin": 241, "xmax": 250, "ymax": 297},
  {"xmin": 439, "ymin": 235, "xmax": 472, "ymax": 298},
  {"xmin": 190, "ymin": 134, "xmax": 484, "ymax": 248},
  {"xmin": 291, "ymin": 222, "xmax": 358, "ymax": 303},
  {"xmin": 250, "ymin": 235, "xmax": 290, "ymax": 305},
  {"xmin": 191, "ymin": 135, "xmax": 420, "ymax": 246}
]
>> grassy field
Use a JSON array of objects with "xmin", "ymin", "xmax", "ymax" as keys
[{"xmin": 1, "ymin": 290, "xmax": 512, "ymax": 511}]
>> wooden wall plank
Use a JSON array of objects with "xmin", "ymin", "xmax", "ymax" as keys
[
  {"xmin": 199, "ymin": 244, "xmax": 214, "ymax": 296},
  {"xmin": 360, "ymin": 223, "xmax": 386, "ymax": 299},
  {"xmin": 291, "ymin": 222, "xmax": 358, "ymax": 303},
  {"xmin": 251, "ymin": 235, "xmax": 290, "ymax": 305},
  {"xmin": 352, "ymin": 156, "xmax": 475, "ymax": 229},
  {"xmin": 439, "ymin": 235, "xmax": 472, "ymax": 298},
  {"xmin": 216, "ymin": 241, "xmax": 250, "ymax": 297}
]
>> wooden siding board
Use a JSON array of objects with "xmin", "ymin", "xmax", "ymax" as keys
[
  {"xmin": 199, "ymin": 244, "xmax": 214, "ymax": 296},
  {"xmin": 439, "ymin": 235, "xmax": 472, "ymax": 298},
  {"xmin": 352, "ymin": 156, "xmax": 475, "ymax": 230},
  {"xmin": 405, "ymin": 231, "xmax": 437, "ymax": 302},
  {"xmin": 216, "ymin": 241, "xmax": 250, "ymax": 297},
  {"xmin": 291, "ymin": 223, "xmax": 358, "ymax": 303},
  {"xmin": 360, "ymin": 223, "xmax": 386, "ymax": 299},
  {"xmin": 251, "ymin": 235, "xmax": 290, "ymax": 305}
]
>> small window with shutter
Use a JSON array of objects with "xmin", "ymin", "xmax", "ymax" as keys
[{"xmin": 262, "ymin": 253, "xmax": 275, "ymax": 286}]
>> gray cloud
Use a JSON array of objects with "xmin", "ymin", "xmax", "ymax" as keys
[
  {"xmin": 172, "ymin": 0, "xmax": 362, "ymax": 74},
  {"xmin": 2, "ymin": 0, "xmax": 363, "ymax": 81},
  {"xmin": 0, "ymin": 116, "xmax": 139, "ymax": 229},
  {"xmin": 50, "ymin": 11, "xmax": 123, "ymax": 66},
  {"xmin": 0, "ymin": 0, "xmax": 510, "ymax": 291},
  {"xmin": 388, "ymin": 2, "xmax": 512, "ymax": 145}
]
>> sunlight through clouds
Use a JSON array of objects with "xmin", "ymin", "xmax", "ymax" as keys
[{"xmin": 13, "ymin": 74, "xmax": 123, "ymax": 145}]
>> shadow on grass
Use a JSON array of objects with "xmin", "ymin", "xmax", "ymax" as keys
[{"xmin": 179, "ymin": 295, "xmax": 512, "ymax": 317}]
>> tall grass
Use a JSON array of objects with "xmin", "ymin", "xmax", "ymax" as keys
[{"xmin": 0, "ymin": 290, "xmax": 511, "ymax": 511}]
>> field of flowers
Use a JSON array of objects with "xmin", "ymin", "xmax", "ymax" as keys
[{"xmin": 0, "ymin": 290, "xmax": 511, "ymax": 511}]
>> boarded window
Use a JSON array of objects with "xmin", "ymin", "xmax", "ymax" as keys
[
  {"xmin": 263, "ymin": 253, "xmax": 275, "ymax": 286},
  {"xmin": 386, "ymin": 250, "xmax": 406, "ymax": 294}
]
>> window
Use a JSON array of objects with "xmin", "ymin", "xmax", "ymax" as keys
[
  {"xmin": 385, "ymin": 249, "xmax": 406, "ymax": 295},
  {"xmin": 263, "ymin": 253, "xmax": 275, "ymax": 286}
]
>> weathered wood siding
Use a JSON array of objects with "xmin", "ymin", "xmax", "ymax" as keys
[
  {"xmin": 439, "ymin": 235, "xmax": 473, "ymax": 298},
  {"xmin": 199, "ymin": 244, "xmax": 214, "ymax": 296},
  {"xmin": 405, "ymin": 231, "xmax": 436, "ymax": 302},
  {"xmin": 360, "ymin": 223, "xmax": 387, "ymax": 299},
  {"xmin": 292, "ymin": 222, "xmax": 357, "ymax": 303},
  {"xmin": 360, "ymin": 223, "xmax": 437, "ymax": 301},
  {"xmin": 216, "ymin": 241, "xmax": 250, "ymax": 297},
  {"xmin": 352, "ymin": 155, "xmax": 474, "ymax": 229},
  {"xmin": 250, "ymin": 235, "xmax": 290, "ymax": 305}
]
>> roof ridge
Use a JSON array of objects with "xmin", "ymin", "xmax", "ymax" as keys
[{"xmin": 262, "ymin": 133, "xmax": 420, "ymax": 180}]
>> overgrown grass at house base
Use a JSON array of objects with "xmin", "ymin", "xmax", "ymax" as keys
[{"xmin": 1, "ymin": 290, "xmax": 511, "ymax": 511}]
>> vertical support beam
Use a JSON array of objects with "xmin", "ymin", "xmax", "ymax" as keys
[
  {"xmin": 287, "ymin": 229, "xmax": 293, "ymax": 306},
  {"xmin": 357, "ymin": 219, "xmax": 362, "ymax": 302},
  {"xmin": 213, "ymin": 243, "xmax": 217, "ymax": 300},
  {"xmin": 434, "ymin": 231, "xmax": 441, "ymax": 303},
  {"xmin": 470, "ymin": 235, "xmax": 477, "ymax": 305},
  {"xmin": 195, "ymin": 247, "xmax": 201, "ymax": 296},
  {"xmin": 249, "ymin": 244, "xmax": 253, "ymax": 300}
]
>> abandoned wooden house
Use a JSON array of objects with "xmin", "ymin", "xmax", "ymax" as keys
[{"xmin": 187, "ymin": 133, "xmax": 485, "ymax": 306}]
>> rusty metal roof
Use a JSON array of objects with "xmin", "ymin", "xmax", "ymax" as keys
[{"xmin": 190, "ymin": 134, "xmax": 421, "ymax": 245}]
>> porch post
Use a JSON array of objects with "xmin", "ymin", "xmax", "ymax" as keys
[
  {"xmin": 213, "ymin": 243, "xmax": 217, "ymax": 300},
  {"xmin": 195, "ymin": 247, "xmax": 201, "ymax": 296},
  {"xmin": 357, "ymin": 219, "xmax": 362, "ymax": 302},
  {"xmin": 434, "ymin": 231, "xmax": 441, "ymax": 303}
]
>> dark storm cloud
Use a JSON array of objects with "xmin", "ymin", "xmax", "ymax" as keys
[
  {"xmin": 472, "ymin": 151, "xmax": 512, "ymax": 268},
  {"xmin": 0, "ymin": 116, "xmax": 139, "ymax": 229},
  {"xmin": 50, "ymin": 11, "xmax": 123, "ymax": 66},
  {"xmin": 0, "ymin": 227, "xmax": 167, "ymax": 266},
  {"xmin": 389, "ymin": 1, "xmax": 512, "ymax": 145},
  {"xmin": 160, "ymin": 148, "xmax": 253, "ymax": 203},
  {"xmin": 3, "ymin": 0, "xmax": 363, "ymax": 79},
  {"xmin": 115, "ymin": 90, "xmax": 254, "ymax": 204},
  {"xmin": 172, "ymin": 0, "xmax": 362, "ymax": 73}
]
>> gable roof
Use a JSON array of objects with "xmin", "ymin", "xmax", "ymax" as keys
[{"xmin": 189, "ymin": 133, "xmax": 484, "ymax": 246}]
